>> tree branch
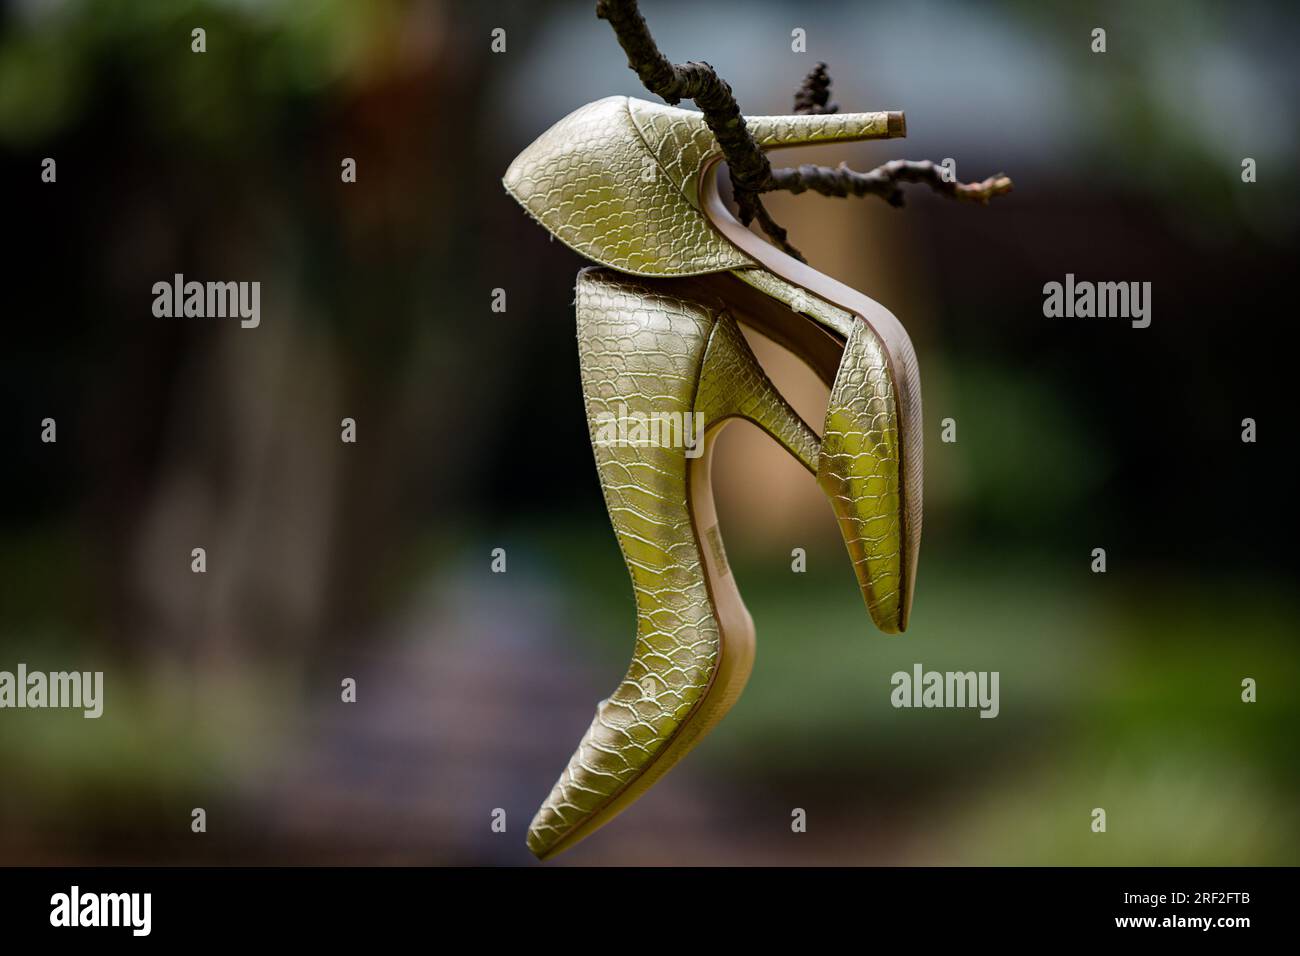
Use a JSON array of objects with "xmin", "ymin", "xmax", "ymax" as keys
[
  {"xmin": 595, "ymin": 0, "xmax": 1012, "ymax": 264},
  {"xmin": 595, "ymin": 0, "xmax": 770, "ymax": 215},
  {"xmin": 767, "ymin": 160, "xmax": 1014, "ymax": 207}
]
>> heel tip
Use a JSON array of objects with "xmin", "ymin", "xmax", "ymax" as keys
[{"xmin": 887, "ymin": 111, "xmax": 907, "ymax": 138}]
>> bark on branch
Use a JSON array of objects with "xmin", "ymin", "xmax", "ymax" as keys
[
  {"xmin": 767, "ymin": 160, "xmax": 1013, "ymax": 207},
  {"xmin": 595, "ymin": 0, "xmax": 771, "ymax": 220},
  {"xmin": 596, "ymin": 0, "xmax": 1012, "ymax": 262},
  {"xmin": 793, "ymin": 62, "xmax": 839, "ymax": 115}
]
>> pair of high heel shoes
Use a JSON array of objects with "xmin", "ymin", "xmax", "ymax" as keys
[{"xmin": 504, "ymin": 96, "xmax": 922, "ymax": 859}]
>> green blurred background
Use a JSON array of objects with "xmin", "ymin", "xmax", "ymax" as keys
[{"xmin": 1, "ymin": 0, "xmax": 1296, "ymax": 865}]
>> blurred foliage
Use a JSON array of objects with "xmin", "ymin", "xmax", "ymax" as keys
[{"xmin": 0, "ymin": 0, "xmax": 405, "ymax": 147}]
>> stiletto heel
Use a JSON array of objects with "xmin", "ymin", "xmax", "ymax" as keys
[
  {"xmin": 508, "ymin": 94, "xmax": 924, "ymax": 856},
  {"xmin": 694, "ymin": 294, "xmax": 820, "ymax": 476}
]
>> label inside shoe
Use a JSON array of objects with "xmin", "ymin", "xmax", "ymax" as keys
[{"xmin": 704, "ymin": 524, "xmax": 730, "ymax": 576}]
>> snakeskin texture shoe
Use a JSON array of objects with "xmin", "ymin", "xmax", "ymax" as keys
[{"xmin": 504, "ymin": 96, "xmax": 922, "ymax": 859}]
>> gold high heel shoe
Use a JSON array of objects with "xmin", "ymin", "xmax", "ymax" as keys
[{"xmin": 505, "ymin": 97, "xmax": 920, "ymax": 859}]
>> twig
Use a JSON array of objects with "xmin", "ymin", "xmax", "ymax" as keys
[
  {"xmin": 767, "ymin": 160, "xmax": 1014, "ymax": 207},
  {"xmin": 793, "ymin": 62, "xmax": 838, "ymax": 115},
  {"xmin": 596, "ymin": 0, "xmax": 808, "ymax": 259},
  {"xmin": 752, "ymin": 201, "xmax": 805, "ymax": 262},
  {"xmin": 596, "ymin": 0, "xmax": 1012, "ymax": 262},
  {"xmin": 595, "ymin": 0, "xmax": 770, "ymax": 222}
]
